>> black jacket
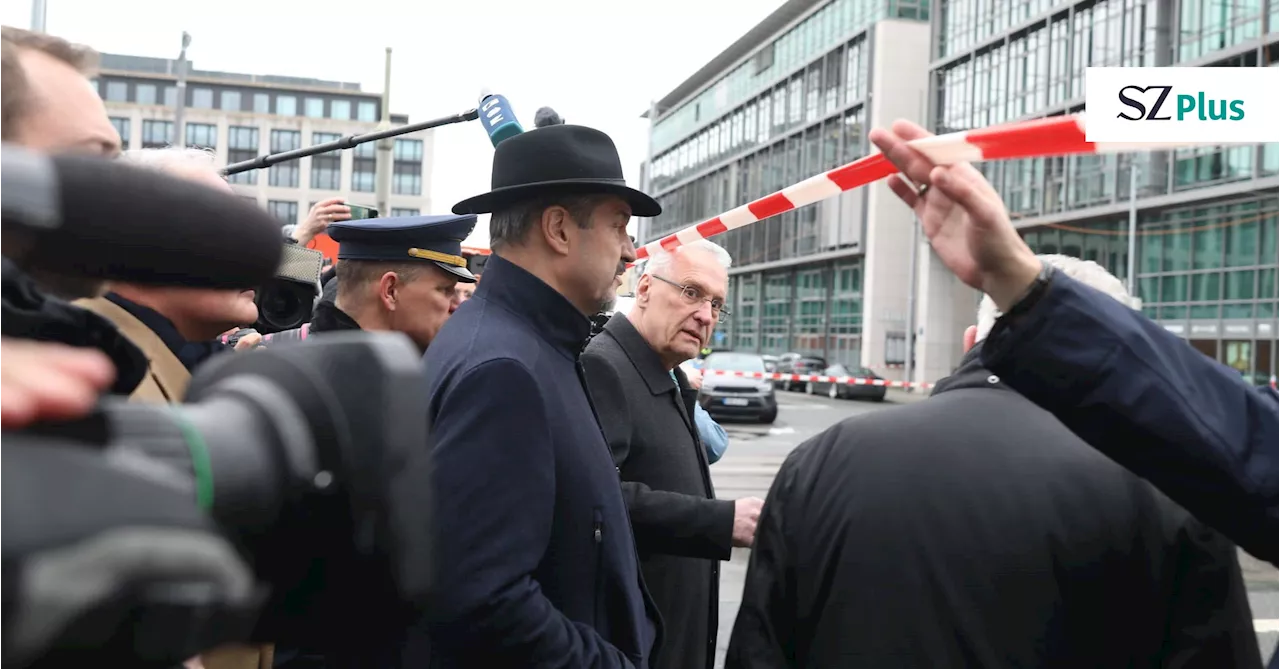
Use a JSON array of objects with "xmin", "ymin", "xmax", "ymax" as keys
[
  {"xmin": 581, "ymin": 314, "xmax": 734, "ymax": 669},
  {"xmin": 0, "ymin": 258, "xmax": 147, "ymax": 395},
  {"xmin": 726, "ymin": 347, "xmax": 1261, "ymax": 669},
  {"xmin": 980, "ymin": 271, "xmax": 1278, "ymax": 565},
  {"xmin": 416, "ymin": 254, "xmax": 661, "ymax": 668}
]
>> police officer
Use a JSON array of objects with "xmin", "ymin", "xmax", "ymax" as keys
[{"xmin": 310, "ymin": 214, "xmax": 477, "ymax": 351}]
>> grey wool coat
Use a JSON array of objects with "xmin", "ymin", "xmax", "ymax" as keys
[{"xmin": 581, "ymin": 314, "xmax": 736, "ymax": 669}]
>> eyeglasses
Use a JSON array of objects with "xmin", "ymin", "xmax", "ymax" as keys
[{"xmin": 650, "ymin": 275, "xmax": 731, "ymax": 323}]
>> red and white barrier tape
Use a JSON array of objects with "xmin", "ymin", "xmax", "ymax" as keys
[
  {"xmin": 634, "ymin": 113, "xmax": 1229, "ymax": 263},
  {"xmin": 705, "ymin": 369, "xmax": 933, "ymax": 390}
]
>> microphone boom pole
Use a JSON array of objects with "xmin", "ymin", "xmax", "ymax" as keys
[{"xmin": 221, "ymin": 107, "xmax": 480, "ymax": 176}]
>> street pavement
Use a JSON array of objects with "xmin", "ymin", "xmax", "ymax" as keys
[{"xmin": 707, "ymin": 389, "xmax": 1279, "ymax": 668}]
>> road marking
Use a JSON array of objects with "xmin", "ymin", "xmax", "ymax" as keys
[
  {"xmin": 767, "ymin": 427, "xmax": 796, "ymax": 435},
  {"xmin": 1257, "ymin": 619, "xmax": 1280, "ymax": 633}
]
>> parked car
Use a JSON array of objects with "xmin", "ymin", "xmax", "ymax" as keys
[
  {"xmin": 699, "ymin": 352, "xmax": 778, "ymax": 424},
  {"xmin": 805, "ymin": 364, "xmax": 887, "ymax": 402},
  {"xmin": 776, "ymin": 356, "xmax": 828, "ymax": 392},
  {"xmin": 762, "ymin": 355, "xmax": 780, "ymax": 373}
]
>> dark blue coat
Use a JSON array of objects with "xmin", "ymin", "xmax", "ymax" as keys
[
  {"xmin": 417, "ymin": 254, "xmax": 661, "ymax": 669},
  {"xmin": 980, "ymin": 272, "xmax": 1278, "ymax": 566}
]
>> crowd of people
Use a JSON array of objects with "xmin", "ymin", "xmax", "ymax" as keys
[{"xmin": 1, "ymin": 24, "xmax": 1277, "ymax": 669}]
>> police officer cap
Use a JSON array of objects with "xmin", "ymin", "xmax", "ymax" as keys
[{"xmin": 328, "ymin": 214, "xmax": 479, "ymax": 282}]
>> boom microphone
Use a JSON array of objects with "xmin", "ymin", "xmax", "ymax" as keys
[
  {"xmin": 478, "ymin": 89, "xmax": 524, "ymax": 147},
  {"xmin": 1, "ymin": 144, "xmax": 283, "ymax": 290}
]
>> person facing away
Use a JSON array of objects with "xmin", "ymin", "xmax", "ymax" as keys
[
  {"xmin": 581, "ymin": 240, "xmax": 763, "ymax": 669},
  {"xmin": 726, "ymin": 255, "xmax": 1262, "ymax": 669},
  {"xmin": 416, "ymin": 123, "xmax": 662, "ymax": 668}
]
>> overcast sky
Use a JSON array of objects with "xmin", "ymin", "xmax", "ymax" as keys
[{"xmin": 2, "ymin": 0, "xmax": 784, "ymax": 246}]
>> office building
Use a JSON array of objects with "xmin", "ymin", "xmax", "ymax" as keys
[
  {"xmin": 642, "ymin": 0, "xmax": 933, "ymax": 379},
  {"xmin": 95, "ymin": 53, "xmax": 434, "ymax": 227},
  {"xmin": 643, "ymin": 0, "xmax": 1279, "ymax": 386},
  {"xmin": 929, "ymin": 0, "xmax": 1278, "ymax": 385}
]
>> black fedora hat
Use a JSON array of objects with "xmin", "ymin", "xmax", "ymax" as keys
[{"xmin": 453, "ymin": 124, "xmax": 661, "ymax": 217}]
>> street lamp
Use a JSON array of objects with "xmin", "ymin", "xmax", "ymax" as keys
[{"xmin": 173, "ymin": 31, "xmax": 191, "ymax": 149}]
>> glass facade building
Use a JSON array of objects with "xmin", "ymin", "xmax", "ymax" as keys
[
  {"xmin": 643, "ymin": 0, "xmax": 931, "ymax": 370},
  {"xmin": 932, "ymin": 0, "xmax": 1279, "ymax": 381}
]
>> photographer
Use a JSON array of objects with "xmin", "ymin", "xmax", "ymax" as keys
[{"xmin": 74, "ymin": 147, "xmax": 261, "ymax": 402}]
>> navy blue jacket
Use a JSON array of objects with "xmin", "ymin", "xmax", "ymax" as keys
[
  {"xmin": 419, "ymin": 254, "xmax": 661, "ymax": 668},
  {"xmin": 980, "ymin": 272, "xmax": 1278, "ymax": 566}
]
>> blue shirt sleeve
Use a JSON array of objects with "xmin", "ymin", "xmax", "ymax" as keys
[{"xmin": 695, "ymin": 403, "xmax": 729, "ymax": 464}]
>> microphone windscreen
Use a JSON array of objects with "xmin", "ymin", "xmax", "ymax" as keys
[
  {"xmin": 1, "ymin": 146, "xmax": 283, "ymax": 289},
  {"xmin": 477, "ymin": 93, "xmax": 524, "ymax": 147},
  {"xmin": 534, "ymin": 107, "xmax": 564, "ymax": 128}
]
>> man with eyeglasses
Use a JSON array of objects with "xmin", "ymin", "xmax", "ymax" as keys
[{"xmin": 581, "ymin": 239, "xmax": 765, "ymax": 669}]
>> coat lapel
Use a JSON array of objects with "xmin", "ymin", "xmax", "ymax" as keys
[
  {"xmin": 74, "ymin": 297, "xmax": 192, "ymax": 402},
  {"xmin": 601, "ymin": 314, "xmax": 698, "ymax": 440}
]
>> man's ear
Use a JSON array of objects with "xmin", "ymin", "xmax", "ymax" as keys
[
  {"xmin": 963, "ymin": 325, "xmax": 978, "ymax": 353},
  {"xmin": 635, "ymin": 274, "xmax": 652, "ymax": 307},
  {"xmin": 378, "ymin": 272, "xmax": 399, "ymax": 312},
  {"xmin": 539, "ymin": 206, "xmax": 573, "ymax": 257}
]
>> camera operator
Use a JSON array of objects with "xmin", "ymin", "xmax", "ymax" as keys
[{"xmin": 73, "ymin": 147, "xmax": 261, "ymax": 402}]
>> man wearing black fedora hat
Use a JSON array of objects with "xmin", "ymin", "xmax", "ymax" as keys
[{"xmin": 415, "ymin": 124, "xmax": 663, "ymax": 669}]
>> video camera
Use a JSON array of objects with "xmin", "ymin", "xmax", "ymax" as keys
[{"xmin": 1, "ymin": 146, "xmax": 435, "ymax": 668}]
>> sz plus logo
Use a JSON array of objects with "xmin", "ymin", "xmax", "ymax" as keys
[
  {"xmin": 1115, "ymin": 85, "xmax": 1245, "ymax": 122},
  {"xmin": 1085, "ymin": 67, "xmax": 1279, "ymax": 143}
]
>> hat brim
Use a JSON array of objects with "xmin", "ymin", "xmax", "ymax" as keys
[
  {"xmin": 435, "ymin": 261, "xmax": 477, "ymax": 283},
  {"xmin": 452, "ymin": 179, "xmax": 661, "ymax": 217}
]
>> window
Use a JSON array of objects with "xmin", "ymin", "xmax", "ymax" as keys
[
  {"xmin": 220, "ymin": 90, "xmax": 242, "ymax": 111},
  {"xmin": 351, "ymin": 136, "xmax": 378, "ymax": 192},
  {"xmin": 141, "ymin": 120, "xmax": 173, "ymax": 148},
  {"xmin": 185, "ymin": 123, "xmax": 217, "ymax": 150},
  {"xmin": 164, "ymin": 86, "xmax": 177, "ymax": 107},
  {"xmin": 110, "ymin": 117, "xmax": 130, "ymax": 146},
  {"xmin": 305, "ymin": 98, "xmax": 325, "ymax": 118},
  {"xmin": 253, "ymin": 93, "xmax": 270, "ymax": 114},
  {"xmin": 227, "ymin": 126, "xmax": 260, "ymax": 185},
  {"xmin": 269, "ymin": 163, "xmax": 300, "ymax": 188},
  {"xmin": 357, "ymin": 101, "xmax": 377, "ymax": 122},
  {"xmin": 352, "ymin": 157, "xmax": 376, "ymax": 192},
  {"xmin": 192, "ymin": 87, "xmax": 214, "ymax": 109},
  {"xmin": 268, "ymin": 200, "xmax": 299, "ymax": 224},
  {"xmin": 391, "ymin": 208, "xmax": 420, "ymax": 217},
  {"xmin": 310, "ymin": 132, "xmax": 342, "ymax": 191},
  {"xmin": 393, "ymin": 162, "xmax": 422, "ymax": 196},
  {"xmin": 277, "ymin": 95, "xmax": 297, "ymax": 116},
  {"xmin": 270, "ymin": 130, "xmax": 301, "ymax": 153},
  {"xmin": 394, "ymin": 138, "xmax": 423, "ymax": 161},
  {"xmin": 331, "ymin": 99, "xmax": 351, "ymax": 120},
  {"xmin": 136, "ymin": 83, "xmax": 157, "ymax": 105},
  {"xmin": 105, "ymin": 81, "xmax": 128, "ymax": 102},
  {"xmin": 268, "ymin": 131, "xmax": 301, "ymax": 187}
]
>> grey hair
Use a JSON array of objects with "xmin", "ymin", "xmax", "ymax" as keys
[
  {"xmin": 640, "ymin": 239, "xmax": 732, "ymax": 278},
  {"xmin": 974, "ymin": 253, "xmax": 1142, "ymax": 343},
  {"xmin": 488, "ymin": 194, "xmax": 608, "ymax": 252},
  {"xmin": 121, "ymin": 146, "xmax": 223, "ymax": 180}
]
